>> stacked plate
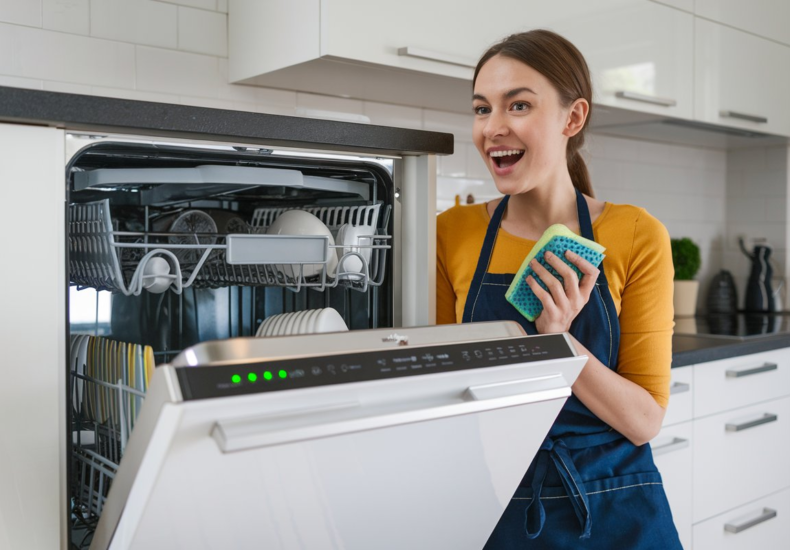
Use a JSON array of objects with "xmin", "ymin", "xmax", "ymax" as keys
[{"xmin": 256, "ymin": 307, "xmax": 348, "ymax": 337}]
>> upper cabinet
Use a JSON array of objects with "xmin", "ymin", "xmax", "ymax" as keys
[
  {"xmin": 229, "ymin": 0, "xmax": 692, "ymax": 118},
  {"xmin": 695, "ymin": 0, "xmax": 790, "ymax": 47},
  {"xmin": 694, "ymin": 18, "xmax": 790, "ymax": 137}
]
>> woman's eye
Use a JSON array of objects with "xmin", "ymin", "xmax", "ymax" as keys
[
  {"xmin": 512, "ymin": 102, "xmax": 530, "ymax": 112},
  {"xmin": 473, "ymin": 105, "xmax": 490, "ymax": 115}
]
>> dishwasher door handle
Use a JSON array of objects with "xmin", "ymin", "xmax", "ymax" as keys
[{"xmin": 212, "ymin": 375, "xmax": 571, "ymax": 453}]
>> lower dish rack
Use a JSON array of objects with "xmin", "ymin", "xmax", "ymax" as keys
[{"xmin": 69, "ymin": 199, "xmax": 391, "ymax": 294}]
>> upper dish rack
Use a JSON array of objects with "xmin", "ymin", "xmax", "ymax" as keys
[{"xmin": 69, "ymin": 199, "xmax": 391, "ymax": 294}]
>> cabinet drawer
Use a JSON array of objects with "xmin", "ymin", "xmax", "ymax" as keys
[
  {"xmin": 693, "ymin": 350, "xmax": 790, "ymax": 418},
  {"xmin": 693, "ymin": 486, "xmax": 790, "ymax": 550},
  {"xmin": 664, "ymin": 366, "xmax": 693, "ymax": 427},
  {"xmin": 693, "ymin": 396, "xmax": 790, "ymax": 522},
  {"xmin": 652, "ymin": 422, "xmax": 692, "ymax": 550}
]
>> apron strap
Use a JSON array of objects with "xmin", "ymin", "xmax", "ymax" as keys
[{"xmin": 461, "ymin": 196, "xmax": 509, "ymax": 323}]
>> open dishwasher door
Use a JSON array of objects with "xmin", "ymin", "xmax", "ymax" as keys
[{"xmin": 90, "ymin": 321, "xmax": 587, "ymax": 550}]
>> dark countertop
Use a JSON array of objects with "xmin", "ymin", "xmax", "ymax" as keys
[
  {"xmin": 0, "ymin": 86, "xmax": 454, "ymax": 157},
  {"xmin": 672, "ymin": 333, "xmax": 790, "ymax": 367}
]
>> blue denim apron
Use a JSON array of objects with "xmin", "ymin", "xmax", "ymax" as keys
[{"xmin": 464, "ymin": 192, "xmax": 681, "ymax": 549}]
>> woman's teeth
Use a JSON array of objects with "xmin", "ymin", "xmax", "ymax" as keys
[{"xmin": 490, "ymin": 149, "xmax": 524, "ymax": 168}]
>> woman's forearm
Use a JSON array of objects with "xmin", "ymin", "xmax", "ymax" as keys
[{"xmin": 569, "ymin": 336, "xmax": 666, "ymax": 446}]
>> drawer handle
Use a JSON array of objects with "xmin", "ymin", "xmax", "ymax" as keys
[
  {"xmin": 726, "ymin": 362, "xmax": 778, "ymax": 378},
  {"xmin": 615, "ymin": 91, "xmax": 677, "ymax": 107},
  {"xmin": 669, "ymin": 381, "xmax": 690, "ymax": 395},
  {"xmin": 724, "ymin": 507, "xmax": 777, "ymax": 534},
  {"xmin": 719, "ymin": 110, "xmax": 768, "ymax": 124},
  {"xmin": 651, "ymin": 437, "xmax": 689, "ymax": 456},
  {"xmin": 726, "ymin": 413, "xmax": 778, "ymax": 432},
  {"xmin": 397, "ymin": 47, "xmax": 475, "ymax": 68}
]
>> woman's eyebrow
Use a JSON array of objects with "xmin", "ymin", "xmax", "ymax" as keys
[{"xmin": 472, "ymin": 87, "xmax": 538, "ymax": 102}]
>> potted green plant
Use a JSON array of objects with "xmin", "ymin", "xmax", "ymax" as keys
[{"xmin": 671, "ymin": 237, "xmax": 701, "ymax": 318}]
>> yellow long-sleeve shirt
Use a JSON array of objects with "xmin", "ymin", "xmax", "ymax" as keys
[{"xmin": 436, "ymin": 201, "xmax": 674, "ymax": 408}]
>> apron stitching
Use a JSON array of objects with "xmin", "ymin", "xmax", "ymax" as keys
[
  {"xmin": 511, "ymin": 481, "xmax": 664, "ymax": 501},
  {"xmin": 595, "ymin": 284, "xmax": 613, "ymax": 366},
  {"xmin": 481, "ymin": 283, "xmax": 511, "ymax": 287}
]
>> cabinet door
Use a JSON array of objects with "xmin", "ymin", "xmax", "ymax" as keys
[
  {"xmin": 695, "ymin": 0, "xmax": 790, "ymax": 47},
  {"xmin": 664, "ymin": 365, "xmax": 693, "ymax": 427},
  {"xmin": 695, "ymin": 19, "xmax": 790, "ymax": 137},
  {"xmin": 693, "ymin": 396, "xmax": 790, "ymax": 523},
  {"xmin": 0, "ymin": 123, "xmax": 65, "ymax": 549},
  {"xmin": 652, "ymin": 422, "xmax": 693, "ymax": 550},
  {"xmin": 693, "ymin": 486, "xmax": 790, "ymax": 550},
  {"xmin": 693, "ymin": 349, "xmax": 790, "ymax": 418}
]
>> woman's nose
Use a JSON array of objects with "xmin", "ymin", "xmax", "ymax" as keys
[{"xmin": 483, "ymin": 111, "xmax": 509, "ymax": 139}]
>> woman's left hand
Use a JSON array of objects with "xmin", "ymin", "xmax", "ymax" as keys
[{"xmin": 526, "ymin": 250, "xmax": 600, "ymax": 334}]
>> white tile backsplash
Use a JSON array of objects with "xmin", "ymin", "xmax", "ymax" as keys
[
  {"xmin": 43, "ymin": 0, "xmax": 89, "ymax": 35},
  {"xmin": 135, "ymin": 46, "xmax": 220, "ymax": 97},
  {"xmin": 216, "ymin": 0, "xmax": 228, "ymax": 14},
  {"xmin": 0, "ymin": 0, "xmax": 41, "ymax": 27},
  {"xmin": 0, "ymin": 74, "xmax": 42, "ymax": 89},
  {"xmin": 178, "ymin": 6, "xmax": 226, "ymax": 56},
  {"xmin": 295, "ymin": 93, "xmax": 364, "ymax": 117},
  {"xmin": 422, "ymin": 110, "xmax": 473, "ymax": 142},
  {"xmin": 362, "ymin": 101, "xmax": 422, "ymax": 130},
  {"xmin": 91, "ymin": 0, "xmax": 177, "ymax": 49},
  {"xmin": 157, "ymin": 0, "xmax": 217, "ymax": 10},
  {"xmin": 43, "ymin": 80, "xmax": 91, "ymax": 94}
]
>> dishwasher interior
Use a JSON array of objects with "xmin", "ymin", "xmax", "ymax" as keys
[{"xmin": 66, "ymin": 136, "xmax": 398, "ymax": 548}]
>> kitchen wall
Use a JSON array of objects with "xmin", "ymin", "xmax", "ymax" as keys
[{"xmin": 0, "ymin": 0, "xmax": 787, "ymax": 311}]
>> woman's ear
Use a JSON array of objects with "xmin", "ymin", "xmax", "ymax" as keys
[{"xmin": 563, "ymin": 98, "xmax": 589, "ymax": 138}]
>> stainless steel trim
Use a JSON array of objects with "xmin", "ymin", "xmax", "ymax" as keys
[
  {"xmin": 724, "ymin": 508, "xmax": 777, "ymax": 534},
  {"xmin": 614, "ymin": 91, "xmax": 677, "ymax": 107},
  {"xmin": 652, "ymin": 437, "xmax": 689, "ymax": 456},
  {"xmin": 212, "ymin": 386, "xmax": 571, "ymax": 453},
  {"xmin": 726, "ymin": 413, "xmax": 778, "ymax": 432},
  {"xmin": 726, "ymin": 362, "xmax": 778, "ymax": 378},
  {"xmin": 670, "ymin": 381, "xmax": 690, "ymax": 395},
  {"xmin": 397, "ymin": 46, "xmax": 476, "ymax": 69},
  {"xmin": 719, "ymin": 110, "xmax": 768, "ymax": 124}
]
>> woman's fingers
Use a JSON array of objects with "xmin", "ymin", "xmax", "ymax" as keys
[
  {"xmin": 564, "ymin": 250, "xmax": 600, "ymax": 298},
  {"xmin": 530, "ymin": 258, "xmax": 568, "ymax": 306},
  {"xmin": 542, "ymin": 251, "xmax": 580, "ymax": 294}
]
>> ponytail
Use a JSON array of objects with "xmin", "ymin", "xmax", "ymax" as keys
[{"xmin": 568, "ymin": 140, "xmax": 594, "ymax": 197}]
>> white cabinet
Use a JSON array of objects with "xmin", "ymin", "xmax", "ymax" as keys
[
  {"xmin": 0, "ymin": 123, "xmax": 66, "ymax": 549},
  {"xmin": 694, "ymin": 18, "xmax": 790, "ymax": 138},
  {"xmin": 693, "ymin": 396, "xmax": 790, "ymax": 523},
  {"xmin": 663, "ymin": 365, "xmax": 693, "ymax": 427},
  {"xmin": 693, "ymin": 487, "xmax": 790, "ymax": 550},
  {"xmin": 695, "ymin": 0, "xmax": 790, "ymax": 47},
  {"xmin": 653, "ymin": 422, "xmax": 693, "ymax": 550},
  {"xmin": 229, "ymin": 0, "xmax": 693, "ymax": 117}
]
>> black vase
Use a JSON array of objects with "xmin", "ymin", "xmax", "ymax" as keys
[
  {"xmin": 706, "ymin": 269, "xmax": 737, "ymax": 314},
  {"xmin": 744, "ymin": 245, "xmax": 774, "ymax": 312}
]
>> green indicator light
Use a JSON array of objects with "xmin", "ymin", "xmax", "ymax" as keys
[
  {"xmin": 248, "ymin": 373, "xmax": 258, "ymax": 382},
  {"xmin": 263, "ymin": 371, "xmax": 273, "ymax": 381},
  {"xmin": 278, "ymin": 370, "xmax": 287, "ymax": 379},
  {"xmin": 231, "ymin": 374, "xmax": 241, "ymax": 384}
]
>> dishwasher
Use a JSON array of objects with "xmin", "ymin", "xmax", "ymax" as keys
[{"xmin": 65, "ymin": 132, "xmax": 587, "ymax": 549}]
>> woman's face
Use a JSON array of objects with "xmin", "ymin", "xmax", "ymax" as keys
[{"xmin": 472, "ymin": 55, "xmax": 573, "ymax": 196}]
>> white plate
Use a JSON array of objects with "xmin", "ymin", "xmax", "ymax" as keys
[{"xmin": 315, "ymin": 308, "xmax": 349, "ymax": 333}]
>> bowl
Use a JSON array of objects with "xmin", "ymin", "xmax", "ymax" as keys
[
  {"xmin": 142, "ymin": 256, "xmax": 172, "ymax": 293},
  {"xmin": 266, "ymin": 210, "xmax": 338, "ymax": 279},
  {"xmin": 336, "ymin": 223, "xmax": 375, "ymax": 280}
]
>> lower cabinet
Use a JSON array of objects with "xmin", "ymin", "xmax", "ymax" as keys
[
  {"xmin": 652, "ymin": 422, "xmax": 693, "ymax": 550},
  {"xmin": 692, "ymin": 486, "xmax": 790, "ymax": 550}
]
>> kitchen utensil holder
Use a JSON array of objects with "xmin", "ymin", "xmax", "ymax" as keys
[{"xmin": 69, "ymin": 199, "xmax": 391, "ymax": 294}]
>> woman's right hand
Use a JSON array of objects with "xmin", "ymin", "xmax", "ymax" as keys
[{"xmin": 526, "ymin": 250, "xmax": 600, "ymax": 334}]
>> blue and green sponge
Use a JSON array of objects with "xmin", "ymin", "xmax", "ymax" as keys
[{"xmin": 505, "ymin": 224, "xmax": 606, "ymax": 321}]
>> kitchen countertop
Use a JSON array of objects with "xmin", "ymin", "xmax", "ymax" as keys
[
  {"xmin": 672, "ymin": 332, "xmax": 790, "ymax": 367},
  {"xmin": 0, "ymin": 86, "xmax": 454, "ymax": 157}
]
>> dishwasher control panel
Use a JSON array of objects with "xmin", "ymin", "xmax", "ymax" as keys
[{"xmin": 176, "ymin": 334, "xmax": 576, "ymax": 400}]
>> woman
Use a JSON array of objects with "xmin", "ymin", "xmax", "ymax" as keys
[{"xmin": 436, "ymin": 30, "xmax": 682, "ymax": 549}]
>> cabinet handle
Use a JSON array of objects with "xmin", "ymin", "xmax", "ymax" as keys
[
  {"xmin": 669, "ymin": 381, "xmax": 690, "ymax": 395},
  {"xmin": 651, "ymin": 437, "xmax": 689, "ymax": 456},
  {"xmin": 719, "ymin": 110, "xmax": 768, "ymax": 124},
  {"xmin": 726, "ymin": 362, "xmax": 778, "ymax": 378},
  {"xmin": 614, "ymin": 91, "xmax": 677, "ymax": 107},
  {"xmin": 397, "ymin": 47, "xmax": 475, "ymax": 69},
  {"xmin": 726, "ymin": 413, "xmax": 778, "ymax": 432},
  {"xmin": 724, "ymin": 508, "xmax": 777, "ymax": 534}
]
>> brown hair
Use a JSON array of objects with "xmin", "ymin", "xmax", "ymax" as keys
[{"xmin": 473, "ymin": 30, "xmax": 594, "ymax": 197}]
